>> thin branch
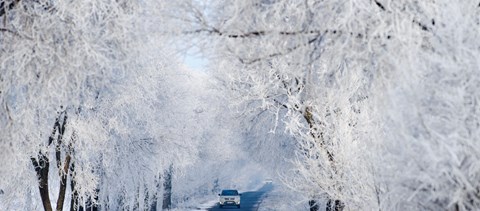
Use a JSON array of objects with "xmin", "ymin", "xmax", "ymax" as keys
[
  {"xmin": 413, "ymin": 19, "xmax": 430, "ymax": 32},
  {"xmin": 182, "ymin": 28, "xmax": 323, "ymax": 38},
  {"xmin": 181, "ymin": 25, "xmax": 327, "ymax": 64},
  {"xmin": 374, "ymin": 0, "xmax": 386, "ymax": 11},
  {"xmin": 0, "ymin": 28, "xmax": 33, "ymax": 40},
  {"xmin": 273, "ymin": 98, "xmax": 288, "ymax": 110},
  {"xmin": 0, "ymin": 28, "xmax": 18, "ymax": 36},
  {"xmin": 4, "ymin": 102, "xmax": 13, "ymax": 122},
  {"xmin": 242, "ymin": 34, "xmax": 323, "ymax": 64}
]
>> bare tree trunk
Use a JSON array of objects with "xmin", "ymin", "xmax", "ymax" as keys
[
  {"xmin": 144, "ymin": 184, "xmax": 149, "ymax": 211},
  {"xmin": 31, "ymin": 152, "xmax": 53, "ymax": 211},
  {"xmin": 134, "ymin": 186, "xmax": 140, "ymax": 211},
  {"xmin": 70, "ymin": 163, "xmax": 80, "ymax": 211},
  {"xmin": 54, "ymin": 112, "xmax": 70, "ymax": 211},
  {"xmin": 162, "ymin": 165, "xmax": 173, "ymax": 210},
  {"xmin": 326, "ymin": 199, "xmax": 345, "ymax": 211},
  {"xmin": 56, "ymin": 154, "xmax": 71, "ymax": 211},
  {"xmin": 150, "ymin": 174, "xmax": 161, "ymax": 211},
  {"xmin": 31, "ymin": 110, "xmax": 71, "ymax": 211},
  {"xmin": 69, "ymin": 180, "xmax": 79, "ymax": 211},
  {"xmin": 309, "ymin": 200, "xmax": 319, "ymax": 211}
]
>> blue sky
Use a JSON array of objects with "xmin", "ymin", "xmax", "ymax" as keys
[{"xmin": 184, "ymin": 54, "xmax": 208, "ymax": 71}]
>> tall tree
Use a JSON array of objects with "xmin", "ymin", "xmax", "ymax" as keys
[{"xmin": 0, "ymin": 0, "xmax": 160, "ymax": 210}]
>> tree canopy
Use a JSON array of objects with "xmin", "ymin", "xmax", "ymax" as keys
[{"xmin": 1, "ymin": 0, "xmax": 479, "ymax": 210}]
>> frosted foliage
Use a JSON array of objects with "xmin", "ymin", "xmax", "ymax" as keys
[
  {"xmin": 0, "ymin": 0, "xmax": 140, "ymax": 167},
  {"xmin": 178, "ymin": 0, "xmax": 480, "ymax": 210},
  {"xmin": 63, "ymin": 115, "xmax": 109, "ymax": 199},
  {"xmin": 83, "ymin": 51, "xmax": 212, "ymax": 209},
  {"xmin": 0, "ymin": 0, "xmax": 171, "ymax": 209},
  {"xmin": 0, "ymin": 0, "xmax": 227, "ymax": 209},
  {"xmin": 377, "ymin": 1, "xmax": 480, "ymax": 209},
  {"xmin": 1, "ymin": 0, "xmax": 479, "ymax": 210},
  {"xmin": 200, "ymin": 0, "xmax": 388, "ymax": 209}
]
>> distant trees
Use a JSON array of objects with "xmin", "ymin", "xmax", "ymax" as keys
[
  {"xmin": 91, "ymin": 56, "xmax": 211, "ymax": 210},
  {"xmin": 169, "ymin": 0, "xmax": 480, "ymax": 210}
]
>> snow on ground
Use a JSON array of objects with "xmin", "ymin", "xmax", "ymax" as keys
[
  {"xmin": 170, "ymin": 195, "xmax": 217, "ymax": 211},
  {"xmin": 179, "ymin": 181, "xmax": 311, "ymax": 211},
  {"xmin": 193, "ymin": 199, "xmax": 218, "ymax": 211},
  {"xmin": 257, "ymin": 182, "xmax": 310, "ymax": 211},
  {"xmin": 171, "ymin": 161, "xmax": 270, "ymax": 210}
]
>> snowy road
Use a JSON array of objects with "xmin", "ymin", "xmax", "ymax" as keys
[{"xmin": 207, "ymin": 183, "xmax": 274, "ymax": 211}]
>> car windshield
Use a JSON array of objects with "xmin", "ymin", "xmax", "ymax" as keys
[{"xmin": 221, "ymin": 190, "xmax": 239, "ymax": 196}]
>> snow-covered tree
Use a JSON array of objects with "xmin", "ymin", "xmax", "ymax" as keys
[
  {"xmin": 82, "ymin": 55, "xmax": 205, "ymax": 210},
  {"xmin": 0, "ymin": 0, "xmax": 169, "ymax": 210},
  {"xmin": 372, "ymin": 1, "xmax": 480, "ymax": 210},
  {"xmin": 1, "ymin": 0, "xmax": 238, "ymax": 210},
  {"xmin": 168, "ymin": 0, "xmax": 480, "ymax": 210}
]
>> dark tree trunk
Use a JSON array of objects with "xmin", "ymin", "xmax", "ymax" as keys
[
  {"xmin": 309, "ymin": 200, "xmax": 319, "ymax": 211},
  {"xmin": 54, "ymin": 111, "xmax": 69, "ymax": 211},
  {"xmin": 70, "ymin": 180, "xmax": 79, "ymax": 211},
  {"xmin": 150, "ymin": 174, "xmax": 161, "ymax": 211},
  {"xmin": 144, "ymin": 185, "xmax": 149, "ymax": 211},
  {"xmin": 70, "ymin": 163, "xmax": 80, "ymax": 211},
  {"xmin": 56, "ymin": 154, "xmax": 71, "ymax": 211},
  {"xmin": 326, "ymin": 198, "xmax": 345, "ymax": 211},
  {"xmin": 31, "ymin": 152, "xmax": 53, "ymax": 211},
  {"xmin": 162, "ymin": 165, "xmax": 173, "ymax": 210},
  {"xmin": 133, "ymin": 187, "xmax": 140, "ymax": 211},
  {"xmin": 31, "ymin": 110, "xmax": 73, "ymax": 211}
]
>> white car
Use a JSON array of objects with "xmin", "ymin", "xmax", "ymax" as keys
[{"xmin": 218, "ymin": 189, "xmax": 241, "ymax": 208}]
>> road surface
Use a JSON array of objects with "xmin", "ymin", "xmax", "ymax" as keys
[{"xmin": 207, "ymin": 183, "xmax": 273, "ymax": 211}]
